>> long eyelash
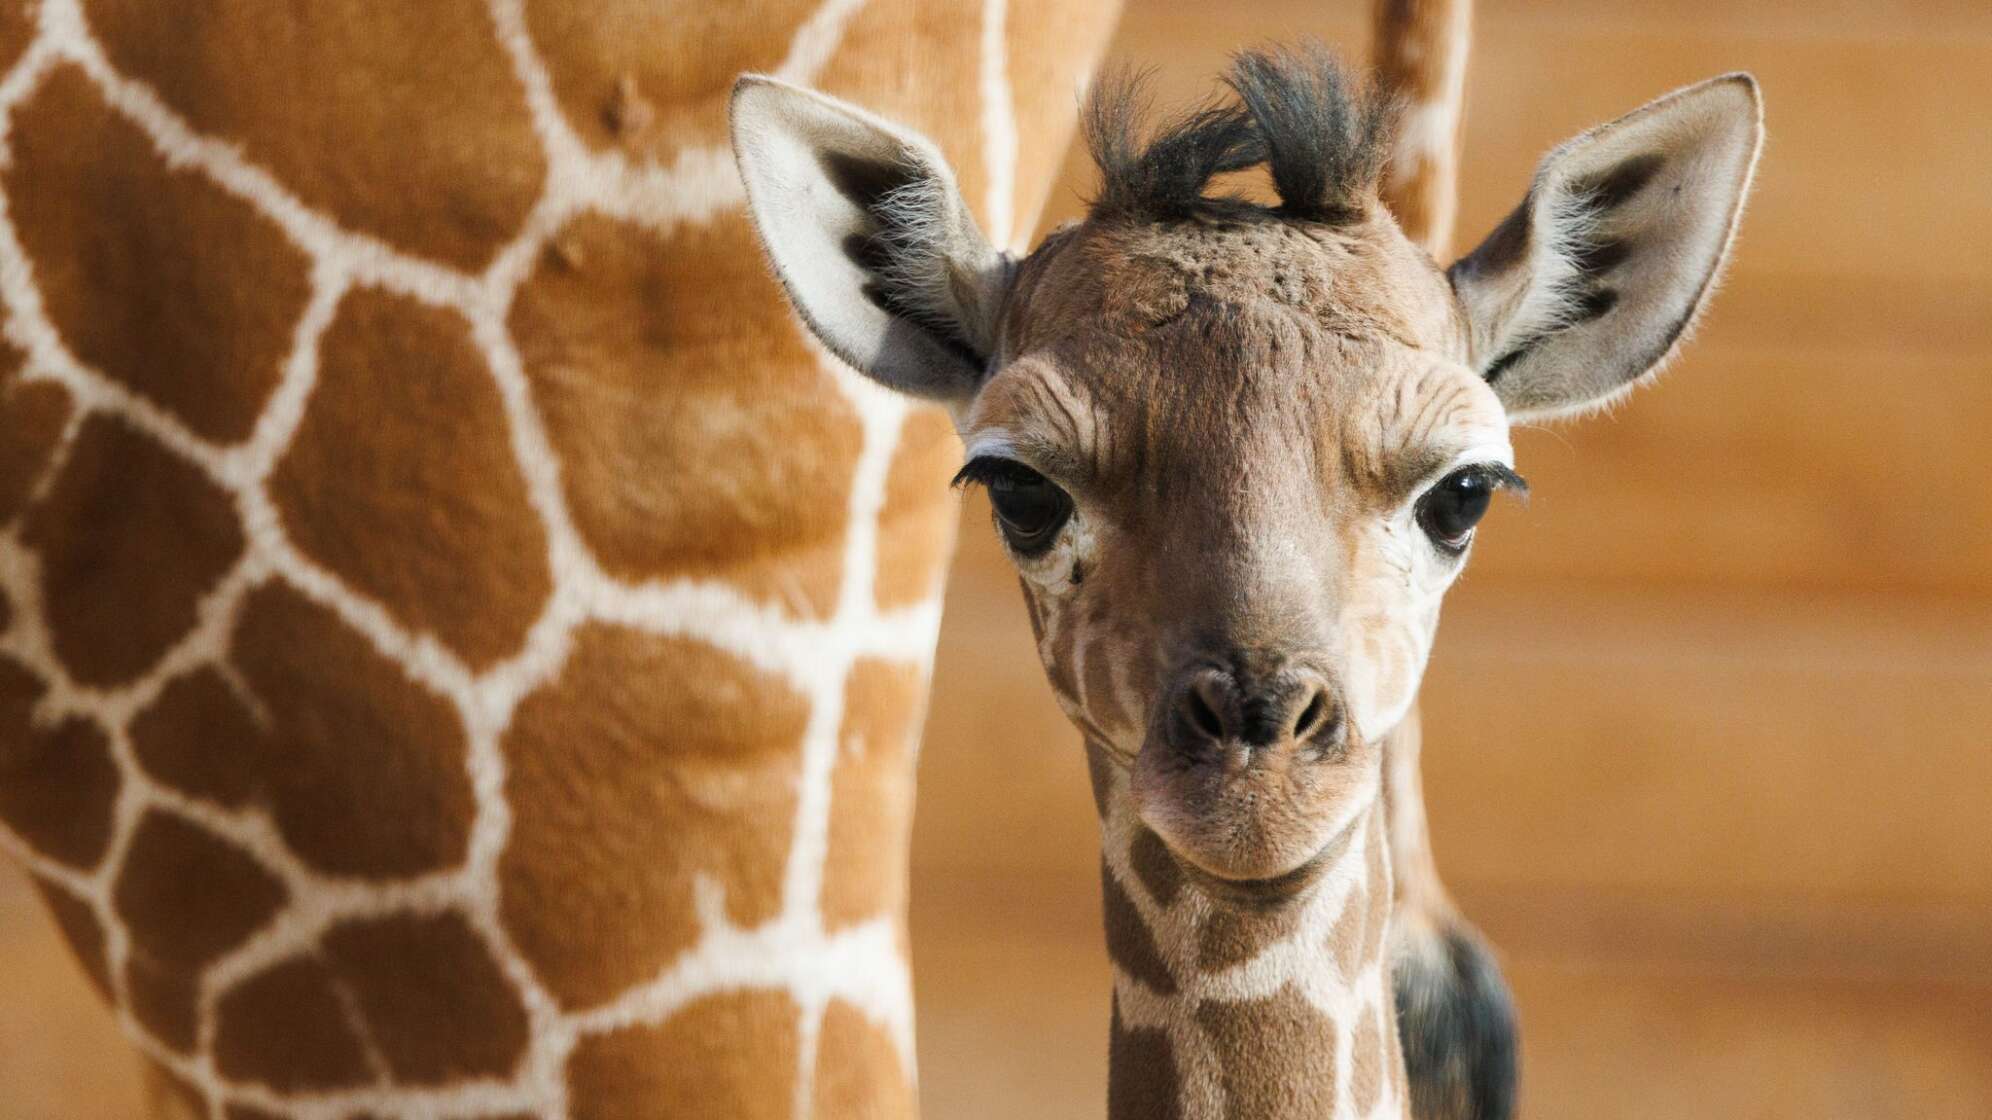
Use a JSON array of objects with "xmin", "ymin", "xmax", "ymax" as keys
[
  {"xmin": 1483, "ymin": 463, "xmax": 1531, "ymax": 500},
  {"xmin": 951, "ymin": 455, "xmax": 1042, "ymax": 490}
]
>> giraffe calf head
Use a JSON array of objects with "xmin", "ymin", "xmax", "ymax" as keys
[{"xmin": 733, "ymin": 46, "xmax": 1761, "ymax": 885}]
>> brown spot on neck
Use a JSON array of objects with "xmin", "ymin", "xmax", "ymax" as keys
[
  {"xmin": 1129, "ymin": 826, "xmax": 1185, "ymax": 909},
  {"xmin": 1196, "ymin": 985, "xmax": 1340, "ymax": 1118},
  {"xmin": 24, "ymin": 416, "xmax": 243, "ymax": 688},
  {"xmin": 1101, "ymin": 862, "xmax": 1177, "ymax": 996},
  {"xmin": 1109, "ymin": 994, "xmax": 1183, "ymax": 1120}
]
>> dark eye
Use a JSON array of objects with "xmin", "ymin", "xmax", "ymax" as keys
[
  {"xmin": 1416, "ymin": 466, "xmax": 1512, "ymax": 553},
  {"xmin": 954, "ymin": 457, "xmax": 1073, "ymax": 556}
]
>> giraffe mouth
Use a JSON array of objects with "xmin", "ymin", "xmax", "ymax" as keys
[
  {"xmin": 1176, "ymin": 845, "xmax": 1338, "ymax": 907},
  {"xmin": 1129, "ymin": 732, "xmax": 1370, "ymax": 888}
]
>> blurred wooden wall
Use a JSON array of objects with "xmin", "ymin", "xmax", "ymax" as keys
[
  {"xmin": 2, "ymin": 2, "xmax": 1988, "ymax": 1117},
  {"xmin": 909, "ymin": 1, "xmax": 1992, "ymax": 1118}
]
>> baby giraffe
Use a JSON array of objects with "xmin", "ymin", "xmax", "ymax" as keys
[{"xmin": 734, "ymin": 46, "xmax": 1759, "ymax": 1120}]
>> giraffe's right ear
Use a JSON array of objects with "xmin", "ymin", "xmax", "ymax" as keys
[{"xmin": 731, "ymin": 75, "xmax": 1006, "ymax": 410}]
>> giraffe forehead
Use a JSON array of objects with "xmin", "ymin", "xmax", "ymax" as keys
[
  {"xmin": 970, "ymin": 333, "xmax": 1506, "ymax": 507},
  {"xmin": 1005, "ymin": 211, "xmax": 1466, "ymax": 357},
  {"xmin": 982, "ymin": 217, "xmax": 1492, "ymax": 498}
]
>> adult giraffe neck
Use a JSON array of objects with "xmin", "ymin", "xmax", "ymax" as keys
[{"xmin": 1088, "ymin": 743, "xmax": 1409, "ymax": 1120}]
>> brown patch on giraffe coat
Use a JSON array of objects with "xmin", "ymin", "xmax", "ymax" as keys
[
  {"xmin": 1352, "ymin": 999, "xmax": 1387, "ymax": 1116},
  {"xmin": 522, "ymin": 0, "xmax": 819, "ymax": 156},
  {"xmin": 1187, "ymin": 821, "xmax": 1362, "ymax": 968},
  {"xmin": 86, "ymin": 0, "xmax": 543, "ymax": 272},
  {"xmin": 130, "ymin": 668, "xmax": 268, "ymax": 809},
  {"xmin": 113, "ymin": 810, "xmax": 286, "ymax": 1051},
  {"xmin": 229, "ymin": 581, "xmax": 474, "ymax": 879},
  {"xmin": 213, "ymin": 956, "xmax": 373, "ymax": 1092},
  {"xmin": 30, "ymin": 875, "xmax": 111, "ymax": 1000},
  {"xmin": 511, "ymin": 212, "xmax": 859, "ymax": 619},
  {"xmin": 1101, "ymin": 863, "xmax": 1175, "ymax": 995},
  {"xmin": 500, "ymin": 624, "xmax": 803, "ymax": 1009},
  {"xmin": 1196, "ymin": 986, "xmax": 1339, "ymax": 1119},
  {"xmin": 3, "ymin": 65, "xmax": 305, "ymax": 443},
  {"xmin": 0, "ymin": 0, "xmax": 35, "ymax": 76},
  {"xmin": 22, "ymin": 416, "xmax": 243, "ymax": 687},
  {"xmin": 813, "ymin": 999, "xmax": 915, "ymax": 1120},
  {"xmin": 126, "ymin": 954, "xmax": 199, "ymax": 1053},
  {"xmin": 822, "ymin": 658, "xmax": 922, "ymax": 932},
  {"xmin": 0, "ymin": 656, "xmax": 119, "ymax": 868},
  {"xmin": 272, "ymin": 288, "xmax": 551, "ymax": 670},
  {"xmin": 320, "ymin": 910, "xmax": 529, "ymax": 1085},
  {"xmin": 1198, "ymin": 903, "xmax": 1299, "ymax": 972},
  {"xmin": 0, "ymin": 379, "xmax": 69, "ymax": 525},
  {"xmin": 566, "ymin": 990, "xmax": 798, "ymax": 1119},
  {"xmin": 1129, "ymin": 826, "xmax": 1183, "ymax": 909},
  {"xmin": 1108, "ymin": 994, "xmax": 1181, "ymax": 1120},
  {"xmin": 874, "ymin": 405, "xmax": 959, "ymax": 611},
  {"xmin": 115, "ymin": 811, "xmax": 288, "ymax": 971},
  {"xmin": 1084, "ymin": 741, "xmax": 1115, "ymax": 817},
  {"xmin": 0, "ymin": 335, "xmax": 72, "ymax": 526}
]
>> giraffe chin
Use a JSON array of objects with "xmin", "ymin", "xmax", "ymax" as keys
[{"xmin": 1128, "ymin": 735, "xmax": 1369, "ymax": 891}]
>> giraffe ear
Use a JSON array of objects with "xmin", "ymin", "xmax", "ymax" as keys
[
  {"xmin": 1448, "ymin": 74, "xmax": 1764, "ymax": 421},
  {"xmin": 731, "ymin": 75, "xmax": 1006, "ymax": 410}
]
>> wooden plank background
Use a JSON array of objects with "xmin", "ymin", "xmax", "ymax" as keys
[{"xmin": 2, "ymin": 1, "xmax": 1988, "ymax": 1116}]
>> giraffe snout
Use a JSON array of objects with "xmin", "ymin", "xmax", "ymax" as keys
[{"xmin": 1166, "ymin": 657, "xmax": 1346, "ymax": 760}]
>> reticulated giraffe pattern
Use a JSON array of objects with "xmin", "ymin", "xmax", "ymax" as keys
[{"xmin": 0, "ymin": 0, "xmax": 1116, "ymax": 1116}]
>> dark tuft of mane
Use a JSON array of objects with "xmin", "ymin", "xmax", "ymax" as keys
[{"xmin": 1082, "ymin": 43, "xmax": 1394, "ymax": 225}]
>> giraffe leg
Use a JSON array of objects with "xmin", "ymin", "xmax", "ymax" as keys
[{"xmin": 1392, "ymin": 906, "xmax": 1520, "ymax": 1120}]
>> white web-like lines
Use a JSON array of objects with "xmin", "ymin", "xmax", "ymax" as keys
[{"xmin": 0, "ymin": 0, "xmax": 1007, "ymax": 1116}]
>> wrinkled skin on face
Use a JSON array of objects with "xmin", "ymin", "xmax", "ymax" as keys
[{"xmin": 965, "ymin": 210, "xmax": 1515, "ymax": 884}]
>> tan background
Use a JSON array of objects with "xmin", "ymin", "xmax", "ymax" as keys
[{"xmin": 4, "ymin": 0, "xmax": 1989, "ymax": 1116}]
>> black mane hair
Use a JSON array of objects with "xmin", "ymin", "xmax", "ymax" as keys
[{"xmin": 1082, "ymin": 43, "xmax": 1394, "ymax": 225}]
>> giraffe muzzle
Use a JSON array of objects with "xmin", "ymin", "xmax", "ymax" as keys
[{"xmin": 1129, "ymin": 655, "xmax": 1369, "ymax": 883}]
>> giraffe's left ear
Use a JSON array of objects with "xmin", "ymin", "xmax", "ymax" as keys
[{"xmin": 1448, "ymin": 74, "xmax": 1764, "ymax": 421}]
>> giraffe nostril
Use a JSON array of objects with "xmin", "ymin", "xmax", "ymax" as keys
[
  {"xmin": 1181, "ymin": 684, "xmax": 1226, "ymax": 742},
  {"xmin": 1292, "ymin": 691, "xmax": 1328, "ymax": 739}
]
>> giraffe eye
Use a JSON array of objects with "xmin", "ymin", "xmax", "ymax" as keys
[
  {"xmin": 1416, "ymin": 465, "xmax": 1522, "ymax": 554},
  {"xmin": 954, "ymin": 456, "xmax": 1073, "ymax": 557}
]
